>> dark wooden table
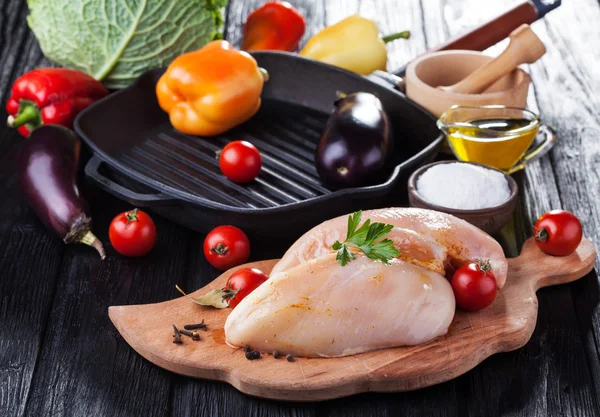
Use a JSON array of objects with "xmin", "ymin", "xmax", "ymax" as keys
[{"xmin": 2, "ymin": 0, "xmax": 599, "ymax": 415}]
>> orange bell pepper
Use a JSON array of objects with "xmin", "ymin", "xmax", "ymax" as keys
[{"xmin": 156, "ymin": 40, "xmax": 267, "ymax": 136}]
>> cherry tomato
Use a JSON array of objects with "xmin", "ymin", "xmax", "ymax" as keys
[
  {"xmin": 219, "ymin": 140, "xmax": 262, "ymax": 183},
  {"xmin": 534, "ymin": 210, "xmax": 583, "ymax": 256},
  {"xmin": 451, "ymin": 260, "xmax": 497, "ymax": 311},
  {"xmin": 109, "ymin": 208, "xmax": 157, "ymax": 257},
  {"xmin": 203, "ymin": 225, "xmax": 251, "ymax": 270},
  {"xmin": 224, "ymin": 268, "xmax": 269, "ymax": 308}
]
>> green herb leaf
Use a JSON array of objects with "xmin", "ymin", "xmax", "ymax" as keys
[
  {"xmin": 360, "ymin": 239, "xmax": 400, "ymax": 265},
  {"xmin": 364, "ymin": 222, "xmax": 394, "ymax": 243},
  {"xmin": 333, "ymin": 212, "xmax": 400, "ymax": 266},
  {"xmin": 335, "ymin": 244, "xmax": 355, "ymax": 267},
  {"xmin": 348, "ymin": 219, "xmax": 371, "ymax": 246},
  {"xmin": 27, "ymin": 0, "xmax": 227, "ymax": 89},
  {"xmin": 346, "ymin": 210, "xmax": 362, "ymax": 238}
]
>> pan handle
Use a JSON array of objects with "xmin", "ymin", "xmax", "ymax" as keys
[
  {"xmin": 85, "ymin": 155, "xmax": 176, "ymax": 207},
  {"xmin": 367, "ymin": 71, "xmax": 405, "ymax": 92}
]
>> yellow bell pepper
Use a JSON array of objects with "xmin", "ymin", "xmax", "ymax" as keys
[
  {"xmin": 156, "ymin": 40, "xmax": 268, "ymax": 136},
  {"xmin": 300, "ymin": 15, "xmax": 410, "ymax": 75}
]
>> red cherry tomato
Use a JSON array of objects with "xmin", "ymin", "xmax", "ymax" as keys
[
  {"xmin": 451, "ymin": 261, "xmax": 497, "ymax": 311},
  {"xmin": 225, "ymin": 268, "xmax": 269, "ymax": 308},
  {"xmin": 219, "ymin": 140, "xmax": 262, "ymax": 183},
  {"xmin": 203, "ymin": 225, "xmax": 251, "ymax": 270},
  {"xmin": 534, "ymin": 210, "xmax": 583, "ymax": 256},
  {"xmin": 109, "ymin": 208, "xmax": 157, "ymax": 257}
]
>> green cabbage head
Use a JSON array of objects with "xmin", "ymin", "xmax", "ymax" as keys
[{"xmin": 27, "ymin": 0, "xmax": 227, "ymax": 89}]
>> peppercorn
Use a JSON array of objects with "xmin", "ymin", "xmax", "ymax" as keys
[
  {"xmin": 286, "ymin": 354, "xmax": 294, "ymax": 362},
  {"xmin": 273, "ymin": 351, "xmax": 281, "ymax": 359},
  {"xmin": 245, "ymin": 350, "xmax": 261, "ymax": 360}
]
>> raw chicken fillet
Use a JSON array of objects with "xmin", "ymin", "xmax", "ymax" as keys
[{"xmin": 225, "ymin": 208, "xmax": 507, "ymax": 357}]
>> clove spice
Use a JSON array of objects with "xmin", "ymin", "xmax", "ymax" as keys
[
  {"xmin": 180, "ymin": 329, "xmax": 201, "ymax": 341},
  {"xmin": 184, "ymin": 320, "xmax": 208, "ymax": 331},
  {"xmin": 172, "ymin": 325, "xmax": 183, "ymax": 344}
]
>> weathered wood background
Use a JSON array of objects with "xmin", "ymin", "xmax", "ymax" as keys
[{"xmin": 1, "ymin": 0, "xmax": 599, "ymax": 416}]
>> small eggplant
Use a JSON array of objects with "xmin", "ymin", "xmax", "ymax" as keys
[
  {"xmin": 18, "ymin": 125, "xmax": 105, "ymax": 258},
  {"xmin": 315, "ymin": 92, "xmax": 393, "ymax": 187}
]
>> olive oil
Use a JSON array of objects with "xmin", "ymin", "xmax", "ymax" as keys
[{"xmin": 445, "ymin": 118, "xmax": 539, "ymax": 171}]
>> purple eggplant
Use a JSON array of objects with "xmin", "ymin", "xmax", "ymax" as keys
[
  {"xmin": 315, "ymin": 92, "xmax": 393, "ymax": 187},
  {"xmin": 18, "ymin": 125, "xmax": 105, "ymax": 258}
]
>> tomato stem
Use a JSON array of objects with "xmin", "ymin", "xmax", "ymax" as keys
[
  {"xmin": 477, "ymin": 259, "xmax": 492, "ymax": 273},
  {"xmin": 125, "ymin": 208, "xmax": 139, "ymax": 227},
  {"xmin": 221, "ymin": 288, "xmax": 238, "ymax": 303},
  {"xmin": 535, "ymin": 227, "xmax": 549, "ymax": 242},
  {"xmin": 211, "ymin": 243, "xmax": 229, "ymax": 255}
]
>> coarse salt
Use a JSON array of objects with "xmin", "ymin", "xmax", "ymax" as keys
[{"xmin": 416, "ymin": 163, "xmax": 511, "ymax": 210}]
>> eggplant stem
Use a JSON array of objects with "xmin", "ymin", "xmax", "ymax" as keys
[
  {"xmin": 79, "ymin": 231, "xmax": 106, "ymax": 259},
  {"xmin": 381, "ymin": 30, "xmax": 411, "ymax": 43}
]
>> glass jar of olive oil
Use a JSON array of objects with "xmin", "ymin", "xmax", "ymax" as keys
[{"xmin": 437, "ymin": 105, "xmax": 556, "ymax": 173}]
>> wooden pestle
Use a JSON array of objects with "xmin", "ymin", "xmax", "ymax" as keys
[{"xmin": 438, "ymin": 24, "xmax": 546, "ymax": 95}]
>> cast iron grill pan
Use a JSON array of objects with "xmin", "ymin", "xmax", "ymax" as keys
[
  {"xmin": 76, "ymin": 52, "xmax": 443, "ymax": 241},
  {"xmin": 114, "ymin": 101, "xmax": 331, "ymax": 209}
]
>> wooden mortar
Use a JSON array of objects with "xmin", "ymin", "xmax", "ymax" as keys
[{"xmin": 405, "ymin": 50, "xmax": 531, "ymax": 117}]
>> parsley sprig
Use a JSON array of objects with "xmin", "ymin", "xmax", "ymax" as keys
[{"xmin": 332, "ymin": 211, "xmax": 400, "ymax": 266}]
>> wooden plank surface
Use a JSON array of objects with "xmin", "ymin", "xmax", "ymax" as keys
[{"xmin": 0, "ymin": 0, "xmax": 598, "ymax": 416}]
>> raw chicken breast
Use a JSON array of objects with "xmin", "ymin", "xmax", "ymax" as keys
[
  {"xmin": 271, "ymin": 207, "xmax": 508, "ymax": 288},
  {"xmin": 224, "ymin": 253, "xmax": 455, "ymax": 357}
]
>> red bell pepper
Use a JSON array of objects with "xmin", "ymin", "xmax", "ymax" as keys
[
  {"xmin": 6, "ymin": 68, "xmax": 108, "ymax": 137},
  {"xmin": 242, "ymin": 1, "xmax": 306, "ymax": 52}
]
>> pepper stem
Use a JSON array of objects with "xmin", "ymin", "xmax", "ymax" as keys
[
  {"xmin": 79, "ymin": 230, "xmax": 106, "ymax": 259},
  {"xmin": 381, "ymin": 30, "xmax": 411, "ymax": 43},
  {"xmin": 258, "ymin": 67, "xmax": 269, "ymax": 82},
  {"xmin": 8, "ymin": 102, "xmax": 43, "ymax": 129}
]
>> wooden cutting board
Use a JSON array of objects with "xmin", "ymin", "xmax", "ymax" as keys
[{"xmin": 109, "ymin": 237, "xmax": 596, "ymax": 401}]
